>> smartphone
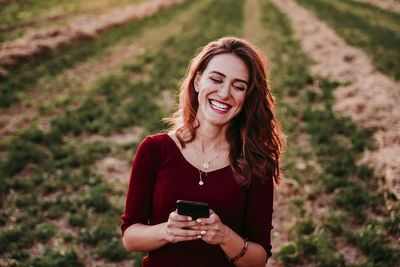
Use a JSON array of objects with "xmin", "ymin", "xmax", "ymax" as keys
[{"xmin": 176, "ymin": 200, "xmax": 210, "ymax": 220}]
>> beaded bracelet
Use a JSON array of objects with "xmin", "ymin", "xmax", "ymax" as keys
[{"xmin": 228, "ymin": 238, "xmax": 248, "ymax": 263}]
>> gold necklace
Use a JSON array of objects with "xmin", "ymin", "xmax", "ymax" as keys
[{"xmin": 197, "ymin": 154, "xmax": 219, "ymax": 186}]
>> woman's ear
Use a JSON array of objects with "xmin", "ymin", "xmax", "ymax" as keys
[{"xmin": 194, "ymin": 72, "xmax": 201, "ymax": 93}]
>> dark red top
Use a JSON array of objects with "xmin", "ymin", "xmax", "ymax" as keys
[{"xmin": 121, "ymin": 134, "xmax": 274, "ymax": 267}]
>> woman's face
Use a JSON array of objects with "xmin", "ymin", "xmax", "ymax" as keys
[{"xmin": 194, "ymin": 53, "xmax": 249, "ymax": 127}]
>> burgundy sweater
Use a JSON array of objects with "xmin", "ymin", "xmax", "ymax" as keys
[{"xmin": 121, "ymin": 133, "xmax": 274, "ymax": 267}]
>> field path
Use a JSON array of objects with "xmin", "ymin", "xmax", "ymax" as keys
[
  {"xmin": 0, "ymin": 0, "xmax": 183, "ymax": 71},
  {"xmin": 355, "ymin": 0, "xmax": 400, "ymax": 13},
  {"xmin": 243, "ymin": 0, "xmax": 292, "ymax": 266},
  {"xmin": 243, "ymin": 0, "xmax": 264, "ymax": 45},
  {"xmin": 271, "ymin": 0, "xmax": 400, "ymax": 199},
  {"xmin": 0, "ymin": 0, "xmax": 200, "ymax": 140}
]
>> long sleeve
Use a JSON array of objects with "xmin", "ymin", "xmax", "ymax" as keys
[
  {"xmin": 121, "ymin": 136, "xmax": 159, "ymax": 235},
  {"xmin": 243, "ymin": 177, "xmax": 274, "ymax": 258}
]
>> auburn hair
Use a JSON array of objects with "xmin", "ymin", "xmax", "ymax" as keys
[{"xmin": 166, "ymin": 37, "xmax": 283, "ymax": 187}]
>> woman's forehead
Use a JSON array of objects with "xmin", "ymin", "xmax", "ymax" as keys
[{"xmin": 204, "ymin": 54, "xmax": 249, "ymax": 82}]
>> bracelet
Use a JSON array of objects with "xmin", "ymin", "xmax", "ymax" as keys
[{"xmin": 228, "ymin": 238, "xmax": 248, "ymax": 263}]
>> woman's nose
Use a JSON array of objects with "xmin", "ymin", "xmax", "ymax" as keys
[{"xmin": 217, "ymin": 83, "xmax": 230, "ymax": 99}]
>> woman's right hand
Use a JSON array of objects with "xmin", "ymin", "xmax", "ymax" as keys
[{"xmin": 163, "ymin": 210, "xmax": 203, "ymax": 243}]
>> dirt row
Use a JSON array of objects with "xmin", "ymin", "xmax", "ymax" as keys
[
  {"xmin": 0, "ymin": 0, "xmax": 198, "ymax": 142},
  {"xmin": 241, "ymin": 0, "xmax": 296, "ymax": 265},
  {"xmin": 0, "ymin": 1, "xmax": 198, "ymax": 264},
  {"xmin": 0, "ymin": 0, "xmax": 184, "ymax": 74},
  {"xmin": 272, "ymin": 0, "xmax": 400, "ymax": 199},
  {"xmin": 355, "ymin": 0, "xmax": 400, "ymax": 13},
  {"xmin": 0, "ymin": 1, "xmax": 120, "ymax": 34}
]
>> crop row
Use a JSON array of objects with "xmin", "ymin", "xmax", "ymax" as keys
[
  {"xmin": 294, "ymin": 0, "xmax": 400, "ymax": 81},
  {"xmin": 0, "ymin": 0, "xmax": 144, "ymax": 43},
  {"xmin": 259, "ymin": 0, "xmax": 399, "ymax": 266},
  {"xmin": 1, "ymin": 0, "xmax": 399, "ymax": 265},
  {"xmin": 0, "ymin": 0, "xmax": 191, "ymax": 109},
  {"xmin": 0, "ymin": 0, "xmax": 247, "ymax": 265}
]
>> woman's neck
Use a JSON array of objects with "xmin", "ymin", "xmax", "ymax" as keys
[{"xmin": 194, "ymin": 122, "xmax": 229, "ymax": 153}]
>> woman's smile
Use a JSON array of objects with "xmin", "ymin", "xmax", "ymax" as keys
[{"xmin": 209, "ymin": 99, "xmax": 231, "ymax": 113}]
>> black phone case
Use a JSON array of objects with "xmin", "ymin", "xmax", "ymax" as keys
[{"xmin": 176, "ymin": 200, "xmax": 210, "ymax": 219}]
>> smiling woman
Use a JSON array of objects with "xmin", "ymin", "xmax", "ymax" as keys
[{"xmin": 121, "ymin": 37, "xmax": 284, "ymax": 267}]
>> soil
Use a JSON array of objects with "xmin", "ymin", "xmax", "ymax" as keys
[
  {"xmin": 243, "ymin": 1, "xmax": 298, "ymax": 265},
  {"xmin": 0, "ymin": 0, "xmax": 184, "ymax": 72},
  {"xmin": 0, "ymin": 1, "xmax": 125, "ymax": 34},
  {"xmin": 272, "ymin": 0, "xmax": 400, "ymax": 199},
  {"xmin": 355, "ymin": 0, "xmax": 400, "ymax": 13},
  {"xmin": 91, "ymin": 126, "xmax": 143, "ymax": 186},
  {"xmin": 2, "ymin": 0, "xmax": 397, "ymax": 265},
  {"xmin": 0, "ymin": 0, "xmax": 196, "ymax": 141}
]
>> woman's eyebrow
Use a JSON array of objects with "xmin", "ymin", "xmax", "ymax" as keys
[{"xmin": 210, "ymin": 71, "xmax": 248, "ymax": 85}]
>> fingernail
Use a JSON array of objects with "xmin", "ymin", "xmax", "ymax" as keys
[
  {"xmin": 201, "ymin": 230, "xmax": 206, "ymax": 235},
  {"xmin": 196, "ymin": 218, "xmax": 201, "ymax": 223},
  {"xmin": 188, "ymin": 216, "xmax": 192, "ymax": 221},
  {"xmin": 197, "ymin": 235, "xmax": 202, "ymax": 239}
]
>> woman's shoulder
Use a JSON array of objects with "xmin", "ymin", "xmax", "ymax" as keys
[
  {"xmin": 135, "ymin": 133, "xmax": 176, "ymax": 164},
  {"xmin": 141, "ymin": 132, "xmax": 175, "ymax": 149},
  {"xmin": 247, "ymin": 176, "xmax": 274, "ymax": 194}
]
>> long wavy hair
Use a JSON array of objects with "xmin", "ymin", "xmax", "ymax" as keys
[{"xmin": 166, "ymin": 37, "xmax": 283, "ymax": 187}]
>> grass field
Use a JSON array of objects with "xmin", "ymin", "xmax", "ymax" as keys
[
  {"xmin": 0, "ymin": 0, "xmax": 146, "ymax": 43},
  {"xmin": 1, "ymin": 0, "xmax": 399, "ymax": 266},
  {"xmin": 257, "ymin": 1, "xmax": 399, "ymax": 266},
  {"xmin": 294, "ymin": 0, "xmax": 400, "ymax": 81}
]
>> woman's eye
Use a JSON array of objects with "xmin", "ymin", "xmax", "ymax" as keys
[
  {"xmin": 210, "ymin": 78, "xmax": 222, "ymax": 83},
  {"xmin": 234, "ymin": 85, "xmax": 246, "ymax": 91}
]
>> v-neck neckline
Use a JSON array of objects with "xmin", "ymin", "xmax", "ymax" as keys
[{"xmin": 165, "ymin": 133, "xmax": 231, "ymax": 174}]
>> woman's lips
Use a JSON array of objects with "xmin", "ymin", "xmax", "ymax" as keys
[{"xmin": 209, "ymin": 99, "xmax": 231, "ymax": 114}]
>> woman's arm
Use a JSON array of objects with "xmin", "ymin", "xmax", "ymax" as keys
[
  {"xmin": 220, "ymin": 226, "xmax": 267, "ymax": 267},
  {"xmin": 122, "ymin": 223, "xmax": 168, "ymax": 252},
  {"xmin": 122, "ymin": 211, "xmax": 204, "ymax": 252}
]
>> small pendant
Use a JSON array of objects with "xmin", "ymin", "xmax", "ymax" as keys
[
  {"xmin": 203, "ymin": 162, "xmax": 210, "ymax": 169},
  {"xmin": 199, "ymin": 180, "xmax": 204, "ymax": 186}
]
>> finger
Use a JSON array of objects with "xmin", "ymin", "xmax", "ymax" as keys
[
  {"xmin": 200, "ymin": 230, "xmax": 221, "ymax": 244},
  {"xmin": 197, "ymin": 216, "xmax": 218, "ymax": 225},
  {"xmin": 168, "ymin": 220, "xmax": 199, "ymax": 230},
  {"xmin": 209, "ymin": 211, "xmax": 219, "ymax": 220},
  {"xmin": 195, "ymin": 217, "xmax": 216, "ymax": 225},
  {"xmin": 189, "ymin": 225, "xmax": 209, "ymax": 230},
  {"xmin": 173, "ymin": 228, "xmax": 203, "ymax": 237},
  {"xmin": 166, "ymin": 227, "xmax": 205, "ymax": 243},
  {"xmin": 170, "ymin": 211, "xmax": 193, "ymax": 222},
  {"xmin": 169, "ymin": 234, "xmax": 202, "ymax": 243}
]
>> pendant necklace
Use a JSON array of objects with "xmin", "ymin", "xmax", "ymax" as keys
[{"xmin": 198, "ymin": 154, "xmax": 219, "ymax": 186}]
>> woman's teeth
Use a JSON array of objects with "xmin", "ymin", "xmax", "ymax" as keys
[{"xmin": 210, "ymin": 100, "xmax": 230, "ymax": 111}]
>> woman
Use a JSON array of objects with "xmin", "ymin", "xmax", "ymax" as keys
[{"xmin": 121, "ymin": 37, "xmax": 283, "ymax": 266}]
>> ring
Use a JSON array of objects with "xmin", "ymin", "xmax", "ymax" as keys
[{"xmin": 201, "ymin": 230, "xmax": 206, "ymax": 235}]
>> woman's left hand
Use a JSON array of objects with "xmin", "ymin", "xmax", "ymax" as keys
[{"xmin": 191, "ymin": 209, "xmax": 232, "ymax": 245}]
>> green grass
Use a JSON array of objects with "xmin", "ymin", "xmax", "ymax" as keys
[
  {"xmin": 344, "ymin": 220, "xmax": 400, "ymax": 265},
  {"xmin": 294, "ymin": 0, "xmax": 400, "ymax": 81},
  {"xmin": 2, "ymin": 0, "xmax": 399, "ymax": 265},
  {"xmin": 0, "ymin": 0, "xmax": 246, "ymax": 265},
  {"xmin": 259, "ymin": 0, "xmax": 400, "ymax": 265},
  {"xmin": 0, "ymin": 0, "xmax": 144, "ymax": 43},
  {"xmin": 0, "ymin": 0, "xmax": 194, "ymax": 109}
]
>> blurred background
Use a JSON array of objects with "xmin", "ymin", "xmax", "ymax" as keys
[{"xmin": 0, "ymin": 0, "xmax": 399, "ymax": 266}]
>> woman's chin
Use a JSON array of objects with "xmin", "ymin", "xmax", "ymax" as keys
[{"xmin": 202, "ymin": 116, "xmax": 231, "ymax": 127}]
